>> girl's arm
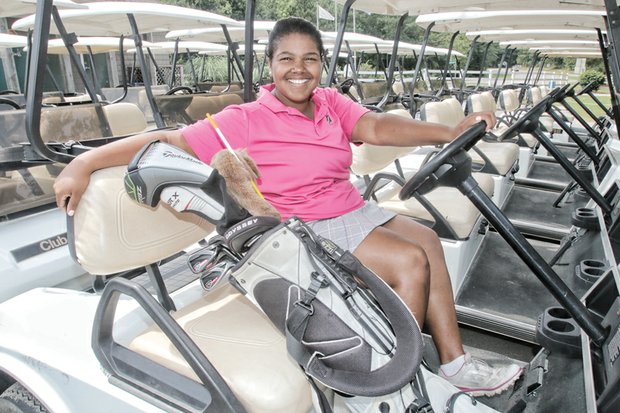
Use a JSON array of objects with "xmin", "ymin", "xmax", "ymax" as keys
[
  {"xmin": 351, "ymin": 111, "xmax": 496, "ymax": 146},
  {"xmin": 54, "ymin": 129, "xmax": 192, "ymax": 215}
]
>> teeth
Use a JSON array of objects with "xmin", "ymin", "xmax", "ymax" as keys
[{"xmin": 289, "ymin": 79, "xmax": 308, "ymax": 84}]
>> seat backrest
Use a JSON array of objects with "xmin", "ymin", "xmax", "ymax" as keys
[
  {"xmin": 102, "ymin": 102, "xmax": 148, "ymax": 136},
  {"xmin": 196, "ymin": 81, "xmax": 242, "ymax": 93},
  {"xmin": 69, "ymin": 166, "xmax": 214, "ymax": 275},
  {"xmin": 360, "ymin": 81, "xmax": 388, "ymax": 100},
  {"xmin": 350, "ymin": 109, "xmax": 415, "ymax": 176},
  {"xmin": 420, "ymin": 98, "xmax": 464, "ymax": 128},
  {"xmin": 528, "ymin": 87, "xmax": 543, "ymax": 105},
  {"xmin": 185, "ymin": 92, "xmax": 244, "ymax": 122},
  {"xmin": 467, "ymin": 91, "xmax": 497, "ymax": 113},
  {"xmin": 498, "ymin": 89, "xmax": 520, "ymax": 112}
]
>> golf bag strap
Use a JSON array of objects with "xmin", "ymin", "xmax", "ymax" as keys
[
  {"xmin": 406, "ymin": 370, "xmax": 433, "ymax": 413},
  {"xmin": 285, "ymin": 271, "xmax": 330, "ymax": 364},
  {"xmin": 444, "ymin": 392, "xmax": 477, "ymax": 413},
  {"xmin": 308, "ymin": 376, "xmax": 334, "ymax": 413}
]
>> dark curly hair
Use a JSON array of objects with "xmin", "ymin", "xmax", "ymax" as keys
[{"xmin": 266, "ymin": 17, "xmax": 324, "ymax": 60}]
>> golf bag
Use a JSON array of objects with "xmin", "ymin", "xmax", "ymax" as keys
[
  {"xmin": 225, "ymin": 216, "xmax": 425, "ymax": 399},
  {"xmin": 124, "ymin": 141, "xmax": 497, "ymax": 413}
]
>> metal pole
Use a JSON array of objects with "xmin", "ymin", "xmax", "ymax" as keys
[
  {"xmin": 460, "ymin": 35, "xmax": 479, "ymax": 100},
  {"xmin": 243, "ymin": 0, "xmax": 255, "ymax": 102},
  {"xmin": 325, "ymin": 0, "xmax": 356, "ymax": 87},
  {"xmin": 127, "ymin": 14, "xmax": 164, "ymax": 128}
]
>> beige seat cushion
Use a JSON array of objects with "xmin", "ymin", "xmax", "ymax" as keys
[
  {"xmin": 360, "ymin": 80, "xmax": 388, "ymax": 100},
  {"xmin": 421, "ymin": 98, "xmax": 519, "ymax": 174},
  {"xmin": 102, "ymin": 102, "xmax": 148, "ymax": 136},
  {"xmin": 379, "ymin": 172, "xmax": 494, "ymax": 239},
  {"xmin": 467, "ymin": 91, "xmax": 496, "ymax": 113},
  {"xmin": 71, "ymin": 166, "xmax": 214, "ymax": 274},
  {"xmin": 129, "ymin": 284, "xmax": 313, "ymax": 413},
  {"xmin": 350, "ymin": 108, "xmax": 416, "ymax": 176},
  {"xmin": 539, "ymin": 115, "xmax": 555, "ymax": 132},
  {"xmin": 351, "ymin": 143, "xmax": 415, "ymax": 176},
  {"xmin": 185, "ymin": 93, "xmax": 244, "ymax": 122},
  {"xmin": 472, "ymin": 141, "xmax": 519, "ymax": 175},
  {"xmin": 528, "ymin": 87, "xmax": 543, "ymax": 105},
  {"xmin": 498, "ymin": 89, "xmax": 520, "ymax": 112}
]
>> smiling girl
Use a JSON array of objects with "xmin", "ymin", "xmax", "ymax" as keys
[{"xmin": 54, "ymin": 17, "xmax": 521, "ymax": 397}]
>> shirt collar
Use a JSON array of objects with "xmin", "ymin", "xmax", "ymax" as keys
[{"xmin": 258, "ymin": 83, "xmax": 329, "ymax": 121}]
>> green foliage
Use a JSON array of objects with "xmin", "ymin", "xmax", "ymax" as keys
[
  {"xmin": 164, "ymin": 0, "xmax": 590, "ymax": 74},
  {"xmin": 182, "ymin": 56, "xmax": 266, "ymax": 84},
  {"xmin": 586, "ymin": 58, "xmax": 605, "ymax": 73},
  {"xmin": 579, "ymin": 69, "xmax": 606, "ymax": 90}
]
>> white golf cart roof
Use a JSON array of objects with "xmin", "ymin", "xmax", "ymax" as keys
[
  {"xmin": 0, "ymin": 33, "xmax": 27, "ymax": 49},
  {"xmin": 321, "ymin": 31, "xmax": 392, "ymax": 46},
  {"xmin": 198, "ymin": 43, "xmax": 267, "ymax": 56},
  {"xmin": 341, "ymin": 40, "xmax": 464, "ymax": 57},
  {"xmin": 11, "ymin": 1, "xmax": 242, "ymax": 36},
  {"xmin": 166, "ymin": 21, "xmax": 276, "ymax": 43},
  {"xmin": 132, "ymin": 41, "xmax": 229, "ymax": 55},
  {"xmin": 415, "ymin": 10, "xmax": 607, "ymax": 32},
  {"xmin": 465, "ymin": 29, "xmax": 602, "ymax": 42},
  {"xmin": 499, "ymin": 39, "xmax": 600, "ymax": 48},
  {"xmin": 544, "ymin": 50, "xmax": 602, "ymax": 57},
  {"xmin": 0, "ymin": 0, "xmax": 86, "ymax": 18},
  {"xmin": 334, "ymin": 0, "xmax": 605, "ymax": 16},
  {"xmin": 33, "ymin": 36, "xmax": 156, "ymax": 54}
]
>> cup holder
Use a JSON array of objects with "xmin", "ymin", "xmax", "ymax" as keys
[
  {"xmin": 573, "ymin": 188, "xmax": 591, "ymax": 205},
  {"xmin": 576, "ymin": 259, "xmax": 608, "ymax": 284},
  {"xmin": 571, "ymin": 207, "xmax": 599, "ymax": 230},
  {"xmin": 536, "ymin": 306, "xmax": 581, "ymax": 357},
  {"xmin": 575, "ymin": 163, "xmax": 593, "ymax": 182},
  {"xmin": 547, "ymin": 307, "xmax": 572, "ymax": 319}
]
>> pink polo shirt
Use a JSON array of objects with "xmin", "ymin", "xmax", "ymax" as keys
[{"xmin": 181, "ymin": 84, "xmax": 369, "ymax": 221}]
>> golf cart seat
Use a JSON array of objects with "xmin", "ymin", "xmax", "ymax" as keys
[
  {"xmin": 69, "ymin": 166, "xmax": 313, "ymax": 413},
  {"xmin": 351, "ymin": 133, "xmax": 495, "ymax": 240},
  {"xmin": 421, "ymin": 97, "xmax": 520, "ymax": 176},
  {"xmin": 496, "ymin": 89, "xmax": 543, "ymax": 148},
  {"xmin": 527, "ymin": 87, "xmax": 556, "ymax": 132}
]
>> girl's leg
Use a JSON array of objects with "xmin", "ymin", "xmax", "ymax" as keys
[
  {"xmin": 353, "ymin": 215, "xmax": 523, "ymax": 396},
  {"xmin": 353, "ymin": 215, "xmax": 464, "ymax": 364}
]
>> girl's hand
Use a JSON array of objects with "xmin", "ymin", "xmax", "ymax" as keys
[
  {"xmin": 454, "ymin": 111, "xmax": 496, "ymax": 138},
  {"xmin": 53, "ymin": 158, "xmax": 92, "ymax": 216}
]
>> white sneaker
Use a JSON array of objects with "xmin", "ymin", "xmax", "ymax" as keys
[{"xmin": 439, "ymin": 353, "xmax": 523, "ymax": 397}]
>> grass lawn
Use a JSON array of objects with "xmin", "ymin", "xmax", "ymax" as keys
[{"xmin": 562, "ymin": 90, "xmax": 611, "ymax": 120}]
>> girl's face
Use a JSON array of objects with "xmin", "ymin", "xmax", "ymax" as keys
[{"xmin": 268, "ymin": 32, "xmax": 322, "ymax": 112}]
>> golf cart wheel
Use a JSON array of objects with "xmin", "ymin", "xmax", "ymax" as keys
[{"xmin": 0, "ymin": 383, "xmax": 48, "ymax": 413}]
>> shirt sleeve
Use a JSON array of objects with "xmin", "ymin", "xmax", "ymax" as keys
[
  {"xmin": 323, "ymin": 87, "xmax": 370, "ymax": 140},
  {"xmin": 181, "ymin": 105, "xmax": 249, "ymax": 164}
]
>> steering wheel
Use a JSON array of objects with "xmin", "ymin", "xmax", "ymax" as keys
[
  {"xmin": 0, "ymin": 98, "xmax": 21, "ymax": 109},
  {"xmin": 165, "ymin": 86, "xmax": 193, "ymax": 95},
  {"xmin": 336, "ymin": 78, "xmax": 355, "ymax": 94},
  {"xmin": 399, "ymin": 121, "xmax": 488, "ymax": 201},
  {"xmin": 497, "ymin": 89, "xmax": 559, "ymax": 141}
]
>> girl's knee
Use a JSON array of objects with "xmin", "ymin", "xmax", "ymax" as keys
[{"xmin": 393, "ymin": 244, "xmax": 430, "ymax": 286}]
